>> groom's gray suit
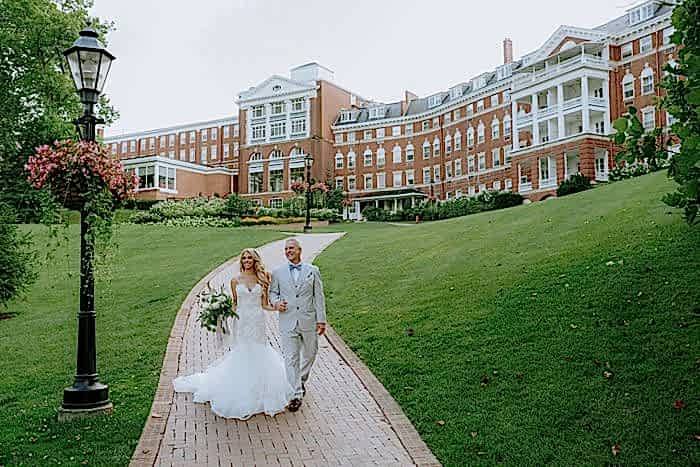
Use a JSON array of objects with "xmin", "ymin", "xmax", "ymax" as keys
[{"xmin": 269, "ymin": 262, "xmax": 326, "ymax": 399}]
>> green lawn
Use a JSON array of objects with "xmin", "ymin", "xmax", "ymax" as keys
[
  {"xmin": 315, "ymin": 172, "xmax": 700, "ymax": 466},
  {"xmin": 0, "ymin": 225, "xmax": 283, "ymax": 466}
]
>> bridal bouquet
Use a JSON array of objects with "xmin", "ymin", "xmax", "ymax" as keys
[{"xmin": 197, "ymin": 285, "xmax": 237, "ymax": 333}]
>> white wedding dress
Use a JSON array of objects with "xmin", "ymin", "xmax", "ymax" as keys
[{"xmin": 173, "ymin": 283, "xmax": 294, "ymax": 419}]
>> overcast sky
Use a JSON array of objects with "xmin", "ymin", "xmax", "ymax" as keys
[{"xmin": 92, "ymin": 0, "xmax": 637, "ymax": 137}]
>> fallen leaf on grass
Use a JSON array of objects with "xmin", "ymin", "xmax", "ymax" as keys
[
  {"xmin": 694, "ymin": 434, "xmax": 700, "ymax": 441},
  {"xmin": 674, "ymin": 400, "xmax": 685, "ymax": 410},
  {"xmin": 570, "ymin": 324, "xmax": 578, "ymax": 329},
  {"xmin": 435, "ymin": 420, "xmax": 445, "ymax": 426},
  {"xmin": 470, "ymin": 432, "xmax": 478, "ymax": 438},
  {"xmin": 603, "ymin": 371, "xmax": 614, "ymax": 379},
  {"xmin": 611, "ymin": 444, "xmax": 621, "ymax": 456},
  {"xmin": 477, "ymin": 451, "xmax": 487, "ymax": 456}
]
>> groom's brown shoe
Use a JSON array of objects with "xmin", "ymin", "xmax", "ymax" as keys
[{"xmin": 287, "ymin": 398, "xmax": 302, "ymax": 412}]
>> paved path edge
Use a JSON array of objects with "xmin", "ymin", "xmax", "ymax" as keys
[{"xmin": 323, "ymin": 326, "xmax": 442, "ymax": 467}]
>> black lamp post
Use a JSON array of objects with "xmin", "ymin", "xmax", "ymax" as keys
[
  {"xmin": 59, "ymin": 27, "xmax": 115, "ymax": 417},
  {"xmin": 303, "ymin": 153, "xmax": 313, "ymax": 233}
]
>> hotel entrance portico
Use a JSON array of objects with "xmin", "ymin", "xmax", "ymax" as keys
[{"xmin": 343, "ymin": 189, "xmax": 428, "ymax": 221}]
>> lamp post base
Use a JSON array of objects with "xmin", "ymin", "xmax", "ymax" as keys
[
  {"xmin": 303, "ymin": 225, "xmax": 312, "ymax": 233},
  {"xmin": 59, "ymin": 382, "xmax": 112, "ymax": 421},
  {"xmin": 58, "ymin": 402, "xmax": 113, "ymax": 421}
]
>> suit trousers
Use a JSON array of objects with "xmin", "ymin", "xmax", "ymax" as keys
[{"xmin": 280, "ymin": 321, "xmax": 318, "ymax": 399}]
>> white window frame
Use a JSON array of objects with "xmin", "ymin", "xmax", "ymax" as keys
[{"xmin": 640, "ymin": 36, "xmax": 653, "ymax": 54}]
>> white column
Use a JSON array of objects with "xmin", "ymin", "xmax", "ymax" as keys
[
  {"xmin": 581, "ymin": 77, "xmax": 590, "ymax": 133},
  {"xmin": 154, "ymin": 164, "xmax": 160, "ymax": 191},
  {"xmin": 511, "ymin": 100, "xmax": 519, "ymax": 150},
  {"xmin": 354, "ymin": 201, "xmax": 361, "ymax": 220},
  {"xmin": 265, "ymin": 103, "xmax": 272, "ymax": 143},
  {"xmin": 557, "ymin": 83, "xmax": 565, "ymax": 138},
  {"xmin": 393, "ymin": 198, "xmax": 398, "ymax": 213},
  {"xmin": 531, "ymin": 94, "xmax": 540, "ymax": 145},
  {"xmin": 246, "ymin": 109, "xmax": 252, "ymax": 145},
  {"xmin": 602, "ymin": 78, "xmax": 611, "ymax": 134},
  {"xmin": 285, "ymin": 99, "xmax": 292, "ymax": 140}
]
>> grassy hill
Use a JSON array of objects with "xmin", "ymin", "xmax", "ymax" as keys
[{"xmin": 316, "ymin": 172, "xmax": 699, "ymax": 466}]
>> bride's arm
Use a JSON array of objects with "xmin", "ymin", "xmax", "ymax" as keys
[{"xmin": 230, "ymin": 278, "xmax": 238, "ymax": 310}]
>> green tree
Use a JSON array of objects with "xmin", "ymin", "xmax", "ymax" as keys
[
  {"xmin": 661, "ymin": 0, "xmax": 700, "ymax": 224},
  {"xmin": 612, "ymin": 107, "xmax": 669, "ymax": 171},
  {"xmin": 612, "ymin": 0, "xmax": 700, "ymax": 224},
  {"xmin": 0, "ymin": 203, "xmax": 37, "ymax": 307},
  {"xmin": 0, "ymin": 0, "xmax": 116, "ymax": 222}
]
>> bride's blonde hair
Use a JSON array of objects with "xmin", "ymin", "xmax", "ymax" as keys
[{"xmin": 239, "ymin": 248, "xmax": 271, "ymax": 293}]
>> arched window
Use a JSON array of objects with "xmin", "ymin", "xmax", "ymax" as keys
[
  {"xmin": 622, "ymin": 72, "xmax": 635, "ymax": 100},
  {"xmin": 454, "ymin": 129, "xmax": 462, "ymax": 151},
  {"xmin": 433, "ymin": 137, "xmax": 440, "ymax": 157},
  {"xmin": 392, "ymin": 145, "xmax": 402, "ymax": 163},
  {"xmin": 467, "ymin": 127, "xmax": 475, "ymax": 147},
  {"xmin": 491, "ymin": 117, "xmax": 500, "ymax": 140},
  {"xmin": 422, "ymin": 140, "xmax": 430, "ymax": 159},
  {"xmin": 363, "ymin": 148, "xmax": 373, "ymax": 167},
  {"xmin": 503, "ymin": 114, "xmax": 512, "ymax": 137},
  {"xmin": 405, "ymin": 143, "xmax": 415, "ymax": 161},
  {"xmin": 477, "ymin": 121, "xmax": 485, "ymax": 144},
  {"xmin": 347, "ymin": 150, "xmax": 356, "ymax": 169},
  {"xmin": 335, "ymin": 152, "xmax": 344, "ymax": 169},
  {"xmin": 640, "ymin": 64, "xmax": 654, "ymax": 95},
  {"xmin": 269, "ymin": 149, "xmax": 283, "ymax": 159},
  {"xmin": 444, "ymin": 133, "xmax": 452, "ymax": 154},
  {"xmin": 376, "ymin": 147, "xmax": 386, "ymax": 167},
  {"xmin": 290, "ymin": 147, "xmax": 304, "ymax": 158},
  {"xmin": 249, "ymin": 152, "xmax": 262, "ymax": 162}
]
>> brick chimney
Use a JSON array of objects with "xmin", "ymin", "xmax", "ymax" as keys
[
  {"xmin": 503, "ymin": 38, "xmax": 513, "ymax": 64},
  {"xmin": 402, "ymin": 90, "xmax": 418, "ymax": 115}
]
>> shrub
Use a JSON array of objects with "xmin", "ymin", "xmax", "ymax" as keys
[
  {"xmin": 223, "ymin": 194, "xmax": 253, "ymax": 218},
  {"xmin": 0, "ymin": 203, "xmax": 38, "ymax": 307},
  {"xmin": 609, "ymin": 162, "xmax": 652, "ymax": 182},
  {"xmin": 120, "ymin": 198, "xmax": 160, "ymax": 211},
  {"xmin": 129, "ymin": 210, "xmax": 163, "ymax": 224},
  {"xmin": 310, "ymin": 208, "xmax": 342, "ymax": 222},
  {"xmin": 556, "ymin": 174, "xmax": 593, "ymax": 197},
  {"xmin": 161, "ymin": 216, "xmax": 240, "ymax": 228},
  {"xmin": 149, "ymin": 197, "xmax": 226, "ymax": 219},
  {"xmin": 491, "ymin": 191, "xmax": 524, "ymax": 209}
]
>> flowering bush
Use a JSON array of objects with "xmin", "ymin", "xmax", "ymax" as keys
[
  {"xmin": 290, "ymin": 181, "xmax": 329, "ymax": 194},
  {"xmin": 26, "ymin": 139, "xmax": 137, "ymax": 211}
]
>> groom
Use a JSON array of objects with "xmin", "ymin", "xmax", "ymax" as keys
[{"xmin": 269, "ymin": 238, "xmax": 327, "ymax": 412}]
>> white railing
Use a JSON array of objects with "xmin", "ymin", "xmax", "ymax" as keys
[
  {"xmin": 589, "ymin": 97, "xmax": 606, "ymax": 108},
  {"xmin": 517, "ymin": 113, "xmax": 533, "ymax": 128},
  {"xmin": 513, "ymin": 54, "xmax": 608, "ymax": 88},
  {"xmin": 539, "ymin": 105, "xmax": 558, "ymax": 119},
  {"xmin": 562, "ymin": 97, "xmax": 582, "ymax": 111}
]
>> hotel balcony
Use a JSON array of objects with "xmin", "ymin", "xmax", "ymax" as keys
[{"xmin": 513, "ymin": 52, "xmax": 608, "ymax": 88}]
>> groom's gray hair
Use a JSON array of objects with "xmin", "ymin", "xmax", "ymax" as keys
[{"xmin": 285, "ymin": 238, "xmax": 302, "ymax": 249}]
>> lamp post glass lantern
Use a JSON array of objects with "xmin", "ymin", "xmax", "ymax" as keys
[
  {"xmin": 304, "ymin": 154, "xmax": 313, "ymax": 232},
  {"xmin": 59, "ymin": 26, "xmax": 115, "ymax": 417}
]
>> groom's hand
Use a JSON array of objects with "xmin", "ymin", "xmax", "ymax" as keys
[
  {"xmin": 316, "ymin": 323, "xmax": 326, "ymax": 336},
  {"xmin": 275, "ymin": 300, "xmax": 287, "ymax": 312}
]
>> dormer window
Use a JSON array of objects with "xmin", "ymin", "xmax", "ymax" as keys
[
  {"xmin": 368, "ymin": 106, "xmax": 386, "ymax": 120},
  {"xmin": 629, "ymin": 2, "xmax": 655, "ymax": 25},
  {"xmin": 450, "ymin": 86, "xmax": 463, "ymax": 100},
  {"xmin": 496, "ymin": 63, "xmax": 512, "ymax": 81},
  {"xmin": 339, "ymin": 109, "xmax": 355, "ymax": 123},
  {"xmin": 472, "ymin": 76, "xmax": 487, "ymax": 90},
  {"xmin": 428, "ymin": 94, "xmax": 442, "ymax": 108}
]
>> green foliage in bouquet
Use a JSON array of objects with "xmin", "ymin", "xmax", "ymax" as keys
[{"xmin": 197, "ymin": 285, "xmax": 238, "ymax": 333}]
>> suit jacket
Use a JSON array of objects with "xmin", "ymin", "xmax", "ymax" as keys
[{"xmin": 269, "ymin": 262, "xmax": 326, "ymax": 332}]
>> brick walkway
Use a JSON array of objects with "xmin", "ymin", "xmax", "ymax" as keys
[{"xmin": 131, "ymin": 234, "xmax": 440, "ymax": 467}]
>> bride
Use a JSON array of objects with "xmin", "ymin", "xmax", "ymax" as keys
[{"xmin": 173, "ymin": 248, "xmax": 294, "ymax": 419}]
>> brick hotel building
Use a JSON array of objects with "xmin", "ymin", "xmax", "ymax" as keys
[{"xmin": 105, "ymin": 0, "xmax": 678, "ymax": 219}]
